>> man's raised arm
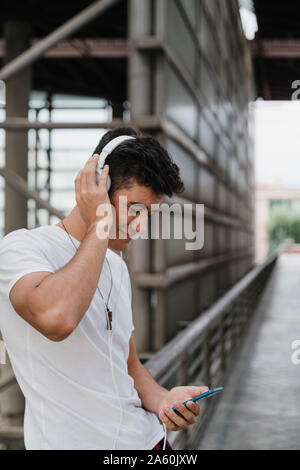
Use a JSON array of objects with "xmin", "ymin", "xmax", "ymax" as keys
[{"xmin": 9, "ymin": 156, "xmax": 111, "ymax": 342}]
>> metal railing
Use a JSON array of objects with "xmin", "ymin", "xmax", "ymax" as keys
[{"xmin": 144, "ymin": 249, "xmax": 279, "ymax": 450}]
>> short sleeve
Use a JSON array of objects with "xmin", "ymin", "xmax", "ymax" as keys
[{"xmin": 0, "ymin": 229, "xmax": 55, "ymax": 299}]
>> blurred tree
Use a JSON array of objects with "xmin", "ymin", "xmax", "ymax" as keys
[{"xmin": 267, "ymin": 207, "xmax": 300, "ymax": 245}]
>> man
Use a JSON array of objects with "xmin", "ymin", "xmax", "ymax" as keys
[{"xmin": 0, "ymin": 127, "xmax": 208, "ymax": 450}]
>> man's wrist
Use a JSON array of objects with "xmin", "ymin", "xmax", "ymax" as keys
[
  {"xmin": 85, "ymin": 220, "xmax": 109, "ymax": 246},
  {"xmin": 86, "ymin": 219, "xmax": 110, "ymax": 243},
  {"xmin": 153, "ymin": 387, "xmax": 169, "ymax": 415}
]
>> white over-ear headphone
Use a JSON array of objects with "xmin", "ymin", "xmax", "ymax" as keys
[{"xmin": 96, "ymin": 135, "xmax": 136, "ymax": 191}]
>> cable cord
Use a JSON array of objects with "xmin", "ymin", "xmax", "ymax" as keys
[
  {"xmin": 162, "ymin": 422, "xmax": 167, "ymax": 450},
  {"xmin": 60, "ymin": 219, "xmax": 126, "ymax": 449},
  {"xmin": 107, "ymin": 250, "xmax": 124, "ymax": 450},
  {"xmin": 111, "ymin": 252, "xmax": 167, "ymax": 450}
]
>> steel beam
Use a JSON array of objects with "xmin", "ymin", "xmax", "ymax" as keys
[
  {"xmin": 0, "ymin": 38, "xmax": 129, "ymax": 59},
  {"xmin": 0, "ymin": 426, "xmax": 24, "ymax": 441},
  {"xmin": 0, "ymin": 370, "xmax": 16, "ymax": 392},
  {"xmin": 0, "ymin": 167, "xmax": 65, "ymax": 220},
  {"xmin": 250, "ymin": 39, "xmax": 300, "ymax": 58},
  {"xmin": 135, "ymin": 249, "xmax": 254, "ymax": 289},
  {"xmin": 0, "ymin": 0, "xmax": 120, "ymax": 81},
  {"xmin": 0, "ymin": 116, "xmax": 160, "ymax": 130}
]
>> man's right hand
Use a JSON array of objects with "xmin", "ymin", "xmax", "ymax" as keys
[{"xmin": 74, "ymin": 154, "xmax": 112, "ymax": 230}]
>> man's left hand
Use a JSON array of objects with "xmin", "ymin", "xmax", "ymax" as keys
[{"xmin": 158, "ymin": 385, "xmax": 209, "ymax": 431}]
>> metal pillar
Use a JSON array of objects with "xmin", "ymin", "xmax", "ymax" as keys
[
  {"xmin": 127, "ymin": 0, "xmax": 152, "ymax": 353},
  {"xmin": 4, "ymin": 21, "xmax": 31, "ymax": 234},
  {"xmin": 151, "ymin": 0, "xmax": 168, "ymax": 351},
  {"xmin": 111, "ymin": 99, "xmax": 124, "ymax": 119},
  {"xmin": 1, "ymin": 21, "xmax": 30, "ymax": 426}
]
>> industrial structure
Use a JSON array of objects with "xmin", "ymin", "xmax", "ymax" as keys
[
  {"xmin": 0, "ymin": 0, "xmax": 257, "ymax": 450},
  {"xmin": 251, "ymin": 0, "xmax": 300, "ymax": 100}
]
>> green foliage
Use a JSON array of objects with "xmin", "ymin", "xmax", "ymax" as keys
[{"xmin": 267, "ymin": 207, "xmax": 300, "ymax": 244}]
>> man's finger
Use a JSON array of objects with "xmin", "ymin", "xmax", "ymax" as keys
[
  {"xmin": 187, "ymin": 386, "xmax": 209, "ymax": 397},
  {"xmin": 83, "ymin": 154, "xmax": 99, "ymax": 191},
  {"xmin": 74, "ymin": 170, "xmax": 82, "ymax": 201},
  {"xmin": 185, "ymin": 400, "xmax": 201, "ymax": 417},
  {"xmin": 164, "ymin": 407, "xmax": 188, "ymax": 428},
  {"xmin": 97, "ymin": 164, "xmax": 109, "ymax": 189},
  {"xmin": 158, "ymin": 410, "xmax": 181, "ymax": 431},
  {"xmin": 173, "ymin": 401, "xmax": 196, "ymax": 424}
]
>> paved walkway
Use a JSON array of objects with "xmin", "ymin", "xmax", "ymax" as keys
[{"xmin": 197, "ymin": 254, "xmax": 300, "ymax": 450}]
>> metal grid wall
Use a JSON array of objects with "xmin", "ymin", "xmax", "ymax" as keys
[
  {"xmin": 0, "ymin": 94, "xmax": 111, "ymax": 237},
  {"xmin": 128, "ymin": 0, "xmax": 255, "ymax": 354}
]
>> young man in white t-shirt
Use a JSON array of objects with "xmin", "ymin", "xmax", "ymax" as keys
[{"xmin": 0, "ymin": 127, "xmax": 208, "ymax": 450}]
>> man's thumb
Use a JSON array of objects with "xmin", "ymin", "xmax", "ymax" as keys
[{"xmin": 187, "ymin": 386, "xmax": 209, "ymax": 397}]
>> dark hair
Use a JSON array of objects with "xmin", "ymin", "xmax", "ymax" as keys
[{"xmin": 93, "ymin": 127, "xmax": 185, "ymax": 197}]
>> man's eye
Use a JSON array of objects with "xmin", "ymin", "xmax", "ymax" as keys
[{"xmin": 129, "ymin": 204, "xmax": 147, "ymax": 215}]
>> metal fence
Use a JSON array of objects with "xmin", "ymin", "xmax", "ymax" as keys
[{"xmin": 144, "ymin": 249, "xmax": 279, "ymax": 450}]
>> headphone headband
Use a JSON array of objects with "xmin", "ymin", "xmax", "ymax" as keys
[
  {"xmin": 97, "ymin": 135, "xmax": 136, "ymax": 170},
  {"xmin": 96, "ymin": 134, "xmax": 136, "ymax": 189}
]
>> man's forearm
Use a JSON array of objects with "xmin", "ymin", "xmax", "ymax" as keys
[
  {"xmin": 128, "ymin": 360, "xmax": 169, "ymax": 415},
  {"xmin": 28, "ymin": 222, "xmax": 108, "ymax": 331}
]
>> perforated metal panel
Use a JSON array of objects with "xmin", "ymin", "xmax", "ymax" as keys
[{"xmin": 129, "ymin": 0, "xmax": 254, "ymax": 351}]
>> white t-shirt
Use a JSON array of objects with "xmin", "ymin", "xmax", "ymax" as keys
[{"xmin": 0, "ymin": 224, "xmax": 164, "ymax": 450}]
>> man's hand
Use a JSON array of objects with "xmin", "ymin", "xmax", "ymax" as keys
[
  {"xmin": 157, "ymin": 385, "xmax": 209, "ymax": 431},
  {"xmin": 75, "ymin": 154, "xmax": 112, "ymax": 230}
]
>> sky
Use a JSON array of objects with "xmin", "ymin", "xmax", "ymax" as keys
[
  {"xmin": 239, "ymin": 3, "xmax": 300, "ymax": 189},
  {"xmin": 254, "ymin": 100, "xmax": 300, "ymax": 188}
]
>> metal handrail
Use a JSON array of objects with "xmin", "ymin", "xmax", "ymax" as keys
[
  {"xmin": 0, "ymin": 167, "xmax": 64, "ymax": 219},
  {"xmin": 0, "ymin": 370, "xmax": 16, "ymax": 392},
  {"xmin": 144, "ymin": 249, "xmax": 279, "ymax": 449}
]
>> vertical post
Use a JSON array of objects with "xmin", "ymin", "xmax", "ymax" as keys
[
  {"xmin": 1, "ymin": 20, "xmax": 30, "ymax": 429},
  {"xmin": 178, "ymin": 352, "xmax": 189, "ymax": 448},
  {"xmin": 242, "ymin": 287, "xmax": 250, "ymax": 330},
  {"xmin": 127, "ymin": 0, "xmax": 152, "ymax": 352},
  {"xmin": 219, "ymin": 312, "xmax": 226, "ymax": 373},
  {"xmin": 230, "ymin": 304, "xmax": 237, "ymax": 354},
  {"xmin": 34, "ymin": 108, "xmax": 40, "ymax": 227},
  {"xmin": 152, "ymin": 2, "xmax": 169, "ymax": 350},
  {"xmin": 203, "ymin": 329, "xmax": 211, "ymax": 388},
  {"xmin": 111, "ymin": 99, "xmax": 124, "ymax": 119},
  {"xmin": 47, "ymin": 92, "xmax": 53, "ymax": 225},
  {"xmin": 4, "ymin": 20, "xmax": 31, "ymax": 234},
  {"xmin": 152, "ymin": 132, "xmax": 168, "ymax": 350}
]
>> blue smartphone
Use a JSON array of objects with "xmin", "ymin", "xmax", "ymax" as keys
[{"xmin": 171, "ymin": 387, "xmax": 223, "ymax": 411}]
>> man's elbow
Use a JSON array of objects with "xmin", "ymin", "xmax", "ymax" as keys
[
  {"xmin": 28, "ymin": 298, "xmax": 76, "ymax": 342},
  {"xmin": 44, "ymin": 318, "xmax": 76, "ymax": 342}
]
